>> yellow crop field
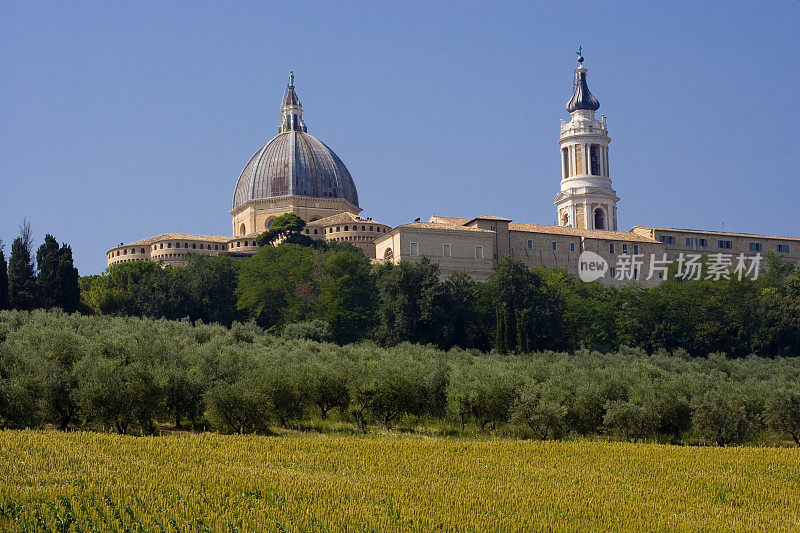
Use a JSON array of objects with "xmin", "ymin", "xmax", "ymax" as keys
[{"xmin": 0, "ymin": 431, "xmax": 798, "ymax": 531}]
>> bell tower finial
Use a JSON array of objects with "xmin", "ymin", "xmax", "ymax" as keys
[{"xmin": 278, "ymin": 71, "xmax": 307, "ymax": 133}]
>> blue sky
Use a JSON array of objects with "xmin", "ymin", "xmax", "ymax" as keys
[{"xmin": 2, "ymin": 1, "xmax": 798, "ymax": 275}]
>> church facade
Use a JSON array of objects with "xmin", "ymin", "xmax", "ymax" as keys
[{"xmin": 107, "ymin": 60, "xmax": 799, "ymax": 284}]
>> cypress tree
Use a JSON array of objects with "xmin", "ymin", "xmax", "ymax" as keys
[
  {"xmin": 58, "ymin": 244, "xmax": 81, "ymax": 312},
  {"xmin": 8, "ymin": 237, "xmax": 36, "ymax": 311},
  {"xmin": 35, "ymin": 235, "xmax": 80, "ymax": 312},
  {"xmin": 36, "ymin": 234, "xmax": 61, "ymax": 309},
  {"xmin": 0, "ymin": 249, "xmax": 8, "ymax": 310}
]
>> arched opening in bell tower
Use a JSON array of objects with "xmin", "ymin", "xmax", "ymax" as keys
[
  {"xmin": 594, "ymin": 208, "xmax": 605, "ymax": 230},
  {"xmin": 590, "ymin": 144, "xmax": 600, "ymax": 176}
]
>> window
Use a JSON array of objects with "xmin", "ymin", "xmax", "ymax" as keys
[
  {"xmin": 475, "ymin": 246, "xmax": 484, "ymax": 260},
  {"xmin": 594, "ymin": 208, "xmax": 605, "ymax": 230},
  {"xmin": 336, "ymin": 227, "xmax": 340, "ymax": 232},
  {"xmin": 443, "ymin": 244, "xmax": 451, "ymax": 257},
  {"xmin": 527, "ymin": 240, "xmax": 533, "ymax": 249},
  {"xmin": 239, "ymin": 223, "xmax": 246, "ymax": 236},
  {"xmin": 244, "ymin": 241, "xmax": 249, "ymax": 247},
  {"xmin": 552, "ymin": 242, "xmax": 557, "ymax": 251},
  {"xmin": 214, "ymin": 245, "xmax": 219, "ymax": 250},
  {"xmin": 167, "ymin": 243, "xmax": 172, "ymax": 248},
  {"xmin": 622, "ymin": 244, "xmax": 628, "ymax": 254},
  {"xmin": 123, "ymin": 249, "xmax": 127, "ymax": 255},
  {"xmin": 160, "ymin": 244, "xmax": 164, "ymax": 249},
  {"xmin": 590, "ymin": 144, "xmax": 600, "ymax": 175},
  {"xmin": 719, "ymin": 240, "xmax": 732, "ymax": 249},
  {"xmin": 633, "ymin": 245, "xmax": 639, "ymax": 255},
  {"xmin": 659, "ymin": 235, "xmax": 675, "ymax": 244},
  {"xmin": 192, "ymin": 243, "xmax": 196, "ymax": 249},
  {"xmin": 777, "ymin": 244, "xmax": 790, "ymax": 253},
  {"xmin": 141, "ymin": 248, "xmax": 145, "ymax": 254},
  {"xmin": 362, "ymin": 226, "xmax": 365, "ymax": 231},
  {"xmin": 609, "ymin": 243, "xmax": 614, "ymax": 254},
  {"xmin": 562, "ymin": 147, "xmax": 569, "ymax": 177},
  {"xmin": 609, "ymin": 267, "xmax": 616, "ymax": 278},
  {"xmin": 344, "ymin": 226, "xmax": 349, "ymax": 231},
  {"xmin": 410, "ymin": 242, "xmax": 419, "ymax": 256},
  {"xmin": 685, "ymin": 237, "xmax": 706, "ymax": 249},
  {"xmin": 633, "ymin": 268, "xmax": 639, "ymax": 280},
  {"xmin": 369, "ymin": 226, "xmax": 373, "ymax": 231},
  {"xmin": 749, "ymin": 242, "xmax": 762, "ymax": 252},
  {"xmin": 184, "ymin": 243, "xmax": 188, "ymax": 248},
  {"xmin": 314, "ymin": 229, "xmax": 318, "ymax": 235},
  {"xmin": 570, "ymin": 243, "xmax": 575, "ymax": 252}
]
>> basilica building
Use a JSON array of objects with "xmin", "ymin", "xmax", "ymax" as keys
[{"xmin": 107, "ymin": 59, "xmax": 799, "ymax": 285}]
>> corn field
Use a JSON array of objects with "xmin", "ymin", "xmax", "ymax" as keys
[{"xmin": 0, "ymin": 431, "xmax": 798, "ymax": 531}]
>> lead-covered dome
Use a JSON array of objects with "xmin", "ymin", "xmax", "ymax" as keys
[
  {"xmin": 566, "ymin": 54, "xmax": 600, "ymax": 113},
  {"xmin": 232, "ymin": 75, "xmax": 359, "ymax": 211}
]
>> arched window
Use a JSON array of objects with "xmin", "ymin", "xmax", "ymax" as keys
[
  {"xmin": 240, "ymin": 223, "xmax": 246, "ymax": 236},
  {"xmin": 384, "ymin": 248, "xmax": 394, "ymax": 260},
  {"xmin": 594, "ymin": 208, "xmax": 605, "ymax": 230},
  {"xmin": 140, "ymin": 248, "xmax": 145, "ymax": 254},
  {"xmin": 344, "ymin": 226, "xmax": 349, "ymax": 231},
  {"xmin": 590, "ymin": 144, "xmax": 600, "ymax": 176}
]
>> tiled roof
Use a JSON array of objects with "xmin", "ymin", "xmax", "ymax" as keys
[
  {"xmin": 306, "ymin": 212, "xmax": 359, "ymax": 226},
  {"xmin": 112, "ymin": 234, "xmax": 231, "ymax": 249},
  {"xmin": 509, "ymin": 223, "xmax": 660, "ymax": 243},
  {"xmin": 429, "ymin": 216, "xmax": 470, "ymax": 225},
  {"xmin": 632, "ymin": 226, "xmax": 800, "ymax": 242},
  {"xmin": 468, "ymin": 215, "xmax": 512, "ymax": 222},
  {"xmin": 306, "ymin": 212, "xmax": 388, "ymax": 227},
  {"xmin": 392, "ymin": 222, "xmax": 495, "ymax": 233}
]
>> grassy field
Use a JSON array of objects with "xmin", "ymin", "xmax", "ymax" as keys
[{"xmin": 0, "ymin": 431, "xmax": 798, "ymax": 531}]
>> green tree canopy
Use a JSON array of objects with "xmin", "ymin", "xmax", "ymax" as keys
[
  {"xmin": 8, "ymin": 237, "xmax": 36, "ymax": 311},
  {"xmin": 0, "ymin": 248, "xmax": 8, "ymax": 311}
]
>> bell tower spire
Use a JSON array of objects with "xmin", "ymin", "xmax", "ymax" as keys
[
  {"xmin": 555, "ymin": 50, "xmax": 618, "ymax": 231},
  {"xmin": 279, "ymin": 70, "xmax": 307, "ymax": 133}
]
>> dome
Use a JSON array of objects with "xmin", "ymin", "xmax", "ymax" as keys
[
  {"xmin": 232, "ymin": 74, "xmax": 359, "ymax": 211},
  {"xmin": 232, "ymin": 130, "xmax": 359, "ymax": 211},
  {"xmin": 566, "ymin": 63, "xmax": 600, "ymax": 113}
]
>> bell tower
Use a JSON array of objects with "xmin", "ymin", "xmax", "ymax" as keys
[{"xmin": 555, "ymin": 50, "xmax": 618, "ymax": 231}]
